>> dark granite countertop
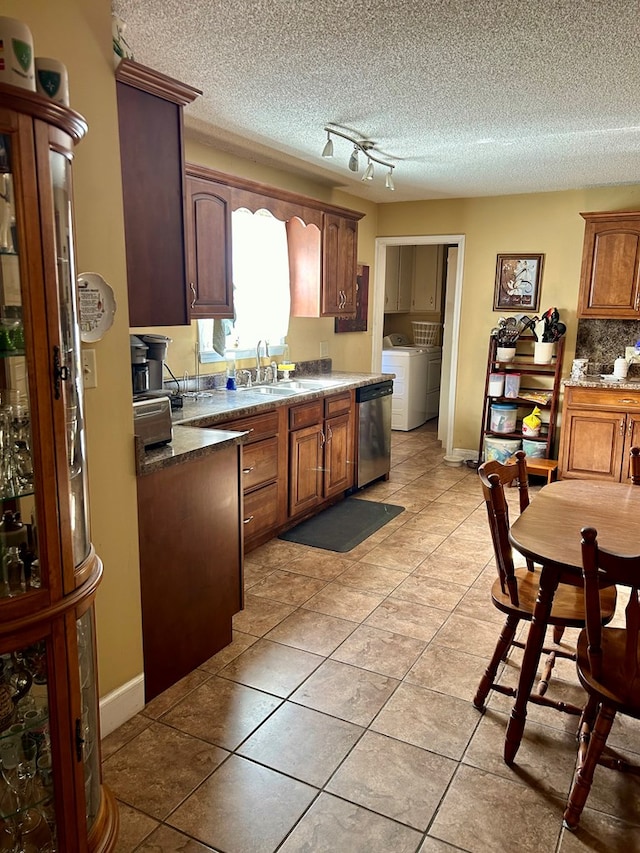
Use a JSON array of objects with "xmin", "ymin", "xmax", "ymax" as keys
[
  {"xmin": 136, "ymin": 372, "xmax": 392, "ymax": 475},
  {"xmin": 562, "ymin": 375, "xmax": 640, "ymax": 390}
]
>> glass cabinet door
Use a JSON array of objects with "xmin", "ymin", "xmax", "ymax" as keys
[
  {"xmin": 0, "ymin": 638, "xmax": 56, "ymax": 852},
  {"xmin": 49, "ymin": 148, "xmax": 90, "ymax": 572},
  {"xmin": 0, "ymin": 134, "xmax": 39, "ymax": 601}
]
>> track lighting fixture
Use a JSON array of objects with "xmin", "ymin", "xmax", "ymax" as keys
[{"xmin": 321, "ymin": 126, "xmax": 396, "ymax": 190}]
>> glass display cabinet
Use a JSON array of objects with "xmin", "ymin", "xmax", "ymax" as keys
[{"xmin": 0, "ymin": 84, "xmax": 117, "ymax": 850}]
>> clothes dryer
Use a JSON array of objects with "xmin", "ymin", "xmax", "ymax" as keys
[{"xmin": 381, "ymin": 334, "xmax": 442, "ymax": 431}]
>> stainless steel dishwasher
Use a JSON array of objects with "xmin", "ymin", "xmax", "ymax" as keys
[{"xmin": 356, "ymin": 380, "xmax": 393, "ymax": 488}]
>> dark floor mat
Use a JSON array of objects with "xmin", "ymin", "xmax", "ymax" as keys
[{"xmin": 278, "ymin": 498, "xmax": 405, "ymax": 552}]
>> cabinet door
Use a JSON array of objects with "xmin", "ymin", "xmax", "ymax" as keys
[
  {"xmin": 287, "ymin": 217, "xmax": 322, "ymax": 317},
  {"xmin": 384, "ymin": 246, "xmax": 400, "ymax": 312},
  {"xmin": 560, "ymin": 408, "xmax": 626, "ymax": 480},
  {"xmin": 578, "ymin": 213, "xmax": 640, "ymax": 318},
  {"xmin": 622, "ymin": 414, "xmax": 640, "ymax": 481},
  {"xmin": 412, "ymin": 245, "xmax": 443, "ymax": 313},
  {"xmin": 324, "ymin": 412, "xmax": 353, "ymax": 497},
  {"xmin": 322, "ymin": 213, "xmax": 357, "ymax": 317},
  {"xmin": 185, "ymin": 175, "xmax": 233, "ymax": 319},
  {"xmin": 397, "ymin": 246, "xmax": 414, "ymax": 312},
  {"xmin": 289, "ymin": 423, "xmax": 323, "ymax": 516}
]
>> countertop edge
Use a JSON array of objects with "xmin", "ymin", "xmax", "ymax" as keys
[
  {"xmin": 562, "ymin": 376, "xmax": 640, "ymax": 390},
  {"xmin": 135, "ymin": 372, "xmax": 392, "ymax": 475}
]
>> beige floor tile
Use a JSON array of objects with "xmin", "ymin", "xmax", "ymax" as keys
[
  {"xmin": 558, "ymin": 808, "xmax": 640, "ymax": 852},
  {"xmin": 281, "ymin": 552, "xmax": 356, "ymax": 580},
  {"xmin": 168, "ymin": 755, "xmax": 316, "ymax": 853},
  {"xmin": 243, "ymin": 561, "xmax": 278, "ymax": 589},
  {"xmin": 218, "ymin": 637, "xmax": 323, "ymax": 697},
  {"xmin": 406, "ymin": 644, "xmax": 491, "ymax": 703},
  {"xmin": 232, "ymin": 593, "xmax": 296, "ymax": 636},
  {"xmin": 238, "ymin": 702, "xmax": 363, "ymax": 786},
  {"xmin": 103, "ymin": 722, "xmax": 227, "ymax": 820},
  {"xmin": 335, "ymin": 561, "xmax": 409, "ymax": 594},
  {"xmin": 364, "ymin": 598, "xmax": 448, "ymax": 642},
  {"xmin": 418, "ymin": 837, "xmax": 464, "ymax": 852},
  {"xmin": 433, "ymin": 613, "xmax": 509, "ymax": 658},
  {"xmin": 403, "ymin": 513, "xmax": 463, "ymax": 537},
  {"xmin": 290, "ymin": 659, "xmax": 399, "ymax": 726},
  {"xmin": 383, "ymin": 486, "xmax": 438, "ymax": 513},
  {"xmin": 417, "ymin": 501, "xmax": 478, "ymax": 523},
  {"xmin": 383, "ymin": 526, "xmax": 446, "ymax": 553},
  {"xmin": 247, "ymin": 569, "xmax": 328, "ymax": 605},
  {"xmin": 330, "ymin": 624, "xmax": 426, "ymax": 678},
  {"xmin": 246, "ymin": 538, "xmax": 306, "ymax": 568},
  {"xmin": 198, "ymin": 630, "xmax": 259, "ymax": 674},
  {"xmin": 454, "ymin": 585, "xmax": 506, "ymax": 624},
  {"xmin": 358, "ymin": 541, "xmax": 432, "ymax": 572},
  {"xmin": 302, "ymin": 582, "xmax": 384, "ymax": 621},
  {"xmin": 142, "ymin": 669, "xmax": 212, "ymax": 720},
  {"xmin": 371, "ymin": 682, "xmax": 481, "ymax": 760},
  {"xmin": 102, "ymin": 713, "xmax": 152, "ymax": 760},
  {"xmin": 326, "ymin": 730, "xmax": 456, "ymax": 831},
  {"xmin": 136, "ymin": 824, "xmax": 218, "ymax": 852},
  {"xmin": 278, "ymin": 792, "xmax": 423, "ymax": 853},
  {"xmin": 430, "ymin": 764, "xmax": 565, "ymax": 852},
  {"xmin": 160, "ymin": 675, "xmax": 281, "ymax": 750},
  {"xmin": 430, "ymin": 534, "xmax": 494, "ymax": 567},
  {"xmin": 390, "ymin": 574, "xmax": 467, "ymax": 612},
  {"xmin": 114, "ymin": 802, "xmax": 158, "ymax": 853},
  {"xmin": 264, "ymin": 608, "xmax": 358, "ymax": 655},
  {"xmin": 414, "ymin": 552, "xmax": 484, "ymax": 586}
]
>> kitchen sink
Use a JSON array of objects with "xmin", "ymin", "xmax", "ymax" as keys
[
  {"xmin": 239, "ymin": 385, "xmax": 301, "ymax": 396},
  {"xmin": 278, "ymin": 378, "xmax": 344, "ymax": 390}
]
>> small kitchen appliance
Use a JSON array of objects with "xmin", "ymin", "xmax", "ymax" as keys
[
  {"xmin": 130, "ymin": 333, "xmax": 172, "ymax": 398},
  {"xmin": 133, "ymin": 395, "xmax": 172, "ymax": 448},
  {"xmin": 130, "ymin": 335, "xmax": 149, "ymax": 395},
  {"xmin": 140, "ymin": 333, "xmax": 172, "ymax": 393}
]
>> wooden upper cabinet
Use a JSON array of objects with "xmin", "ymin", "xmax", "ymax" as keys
[
  {"xmin": 185, "ymin": 174, "xmax": 234, "ymax": 318},
  {"xmin": 287, "ymin": 217, "xmax": 322, "ymax": 316},
  {"xmin": 115, "ymin": 60, "xmax": 200, "ymax": 327},
  {"xmin": 322, "ymin": 213, "xmax": 358, "ymax": 317},
  {"xmin": 577, "ymin": 211, "xmax": 640, "ymax": 318}
]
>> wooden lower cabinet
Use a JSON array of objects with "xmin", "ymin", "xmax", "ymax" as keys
[
  {"xmin": 559, "ymin": 385, "xmax": 640, "ymax": 481},
  {"xmin": 137, "ymin": 444, "xmax": 243, "ymax": 702},
  {"xmin": 288, "ymin": 392, "xmax": 355, "ymax": 518}
]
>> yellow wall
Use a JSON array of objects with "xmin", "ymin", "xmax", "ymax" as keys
[
  {"xmin": 8, "ymin": 0, "xmax": 640, "ymax": 705},
  {"xmin": 378, "ymin": 186, "xmax": 640, "ymax": 451}
]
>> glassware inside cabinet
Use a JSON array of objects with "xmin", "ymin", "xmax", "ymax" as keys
[
  {"xmin": 76, "ymin": 611, "xmax": 99, "ymax": 830},
  {"xmin": 49, "ymin": 150, "xmax": 90, "ymax": 567},
  {"xmin": 0, "ymin": 640, "xmax": 56, "ymax": 852}
]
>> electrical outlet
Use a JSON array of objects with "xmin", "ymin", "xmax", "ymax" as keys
[
  {"xmin": 320, "ymin": 341, "xmax": 329, "ymax": 358},
  {"xmin": 82, "ymin": 349, "xmax": 97, "ymax": 388}
]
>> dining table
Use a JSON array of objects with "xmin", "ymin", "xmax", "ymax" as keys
[{"xmin": 505, "ymin": 478, "xmax": 640, "ymax": 764}]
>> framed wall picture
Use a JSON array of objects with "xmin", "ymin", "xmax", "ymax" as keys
[
  {"xmin": 335, "ymin": 263, "xmax": 369, "ymax": 332},
  {"xmin": 493, "ymin": 253, "xmax": 544, "ymax": 312}
]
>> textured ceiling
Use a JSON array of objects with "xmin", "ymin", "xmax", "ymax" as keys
[{"xmin": 112, "ymin": 0, "xmax": 640, "ymax": 203}]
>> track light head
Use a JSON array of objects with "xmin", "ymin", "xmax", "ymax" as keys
[{"xmin": 321, "ymin": 126, "xmax": 396, "ymax": 189}]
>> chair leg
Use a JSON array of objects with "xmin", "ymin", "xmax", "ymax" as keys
[
  {"xmin": 563, "ymin": 702, "xmax": 616, "ymax": 830},
  {"xmin": 473, "ymin": 613, "xmax": 520, "ymax": 711},
  {"xmin": 552, "ymin": 625, "xmax": 565, "ymax": 645}
]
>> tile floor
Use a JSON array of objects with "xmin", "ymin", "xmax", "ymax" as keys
[{"xmin": 103, "ymin": 421, "xmax": 640, "ymax": 852}]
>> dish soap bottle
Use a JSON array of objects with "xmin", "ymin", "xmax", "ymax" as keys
[{"xmin": 224, "ymin": 341, "xmax": 238, "ymax": 390}]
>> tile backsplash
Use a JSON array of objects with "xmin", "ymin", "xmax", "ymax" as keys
[{"xmin": 576, "ymin": 319, "xmax": 640, "ymax": 376}]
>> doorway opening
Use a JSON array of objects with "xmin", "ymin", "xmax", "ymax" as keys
[{"xmin": 371, "ymin": 235, "xmax": 465, "ymax": 457}]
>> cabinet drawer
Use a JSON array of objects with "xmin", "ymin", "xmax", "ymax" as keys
[
  {"xmin": 324, "ymin": 391, "xmax": 352, "ymax": 418},
  {"xmin": 242, "ymin": 437, "xmax": 279, "ymax": 491},
  {"xmin": 221, "ymin": 410, "xmax": 279, "ymax": 443},
  {"xmin": 289, "ymin": 400, "xmax": 323, "ymax": 430},
  {"xmin": 565, "ymin": 386, "xmax": 640, "ymax": 411},
  {"xmin": 243, "ymin": 482, "xmax": 279, "ymax": 538}
]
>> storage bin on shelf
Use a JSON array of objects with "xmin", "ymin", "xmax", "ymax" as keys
[
  {"xmin": 411, "ymin": 321, "xmax": 441, "ymax": 346},
  {"xmin": 490, "ymin": 402, "xmax": 518, "ymax": 433},
  {"xmin": 484, "ymin": 436, "xmax": 521, "ymax": 463},
  {"xmin": 522, "ymin": 438, "xmax": 546, "ymax": 458}
]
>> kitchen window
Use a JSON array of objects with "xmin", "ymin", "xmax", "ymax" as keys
[{"xmin": 199, "ymin": 207, "xmax": 290, "ymax": 360}]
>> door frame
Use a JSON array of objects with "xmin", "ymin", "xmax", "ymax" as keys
[{"xmin": 371, "ymin": 234, "xmax": 465, "ymax": 456}]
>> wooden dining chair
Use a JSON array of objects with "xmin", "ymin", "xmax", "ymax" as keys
[
  {"xmin": 564, "ymin": 526, "xmax": 640, "ymax": 830},
  {"xmin": 630, "ymin": 446, "xmax": 640, "ymax": 484},
  {"xmin": 473, "ymin": 451, "xmax": 617, "ymax": 719}
]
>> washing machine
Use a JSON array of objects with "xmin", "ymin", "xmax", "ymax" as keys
[{"xmin": 381, "ymin": 334, "xmax": 442, "ymax": 431}]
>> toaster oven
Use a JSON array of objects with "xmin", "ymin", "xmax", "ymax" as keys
[{"xmin": 133, "ymin": 395, "xmax": 173, "ymax": 448}]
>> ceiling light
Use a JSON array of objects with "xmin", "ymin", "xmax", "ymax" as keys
[{"xmin": 321, "ymin": 126, "xmax": 397, "ymax": 189}]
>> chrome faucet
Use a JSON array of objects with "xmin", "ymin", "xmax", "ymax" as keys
[{"xmin": 256, "ymin": 340, "xmax": 268, "ymax": 383}]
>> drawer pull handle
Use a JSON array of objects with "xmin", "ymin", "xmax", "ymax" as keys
[
  {"xmin": 243, "ymin": 515, "xmax": 254, "ymax": 525},
  {"xmin": 243, "ymin": 466, "xmax": 255, "ymax": 474},
  {"xmin": 619, "ymin": 398, "xmax": 639, "ymax": 405}
]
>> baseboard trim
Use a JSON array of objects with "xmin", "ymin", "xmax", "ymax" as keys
[{"xmin": 99, "ymin": 673, "xmax": 145, "ymax": 738}]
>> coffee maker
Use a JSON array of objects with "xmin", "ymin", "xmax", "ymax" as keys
[{"xmin": 130, "ymin": 334, "xmax": 172, "ymax": 397}]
